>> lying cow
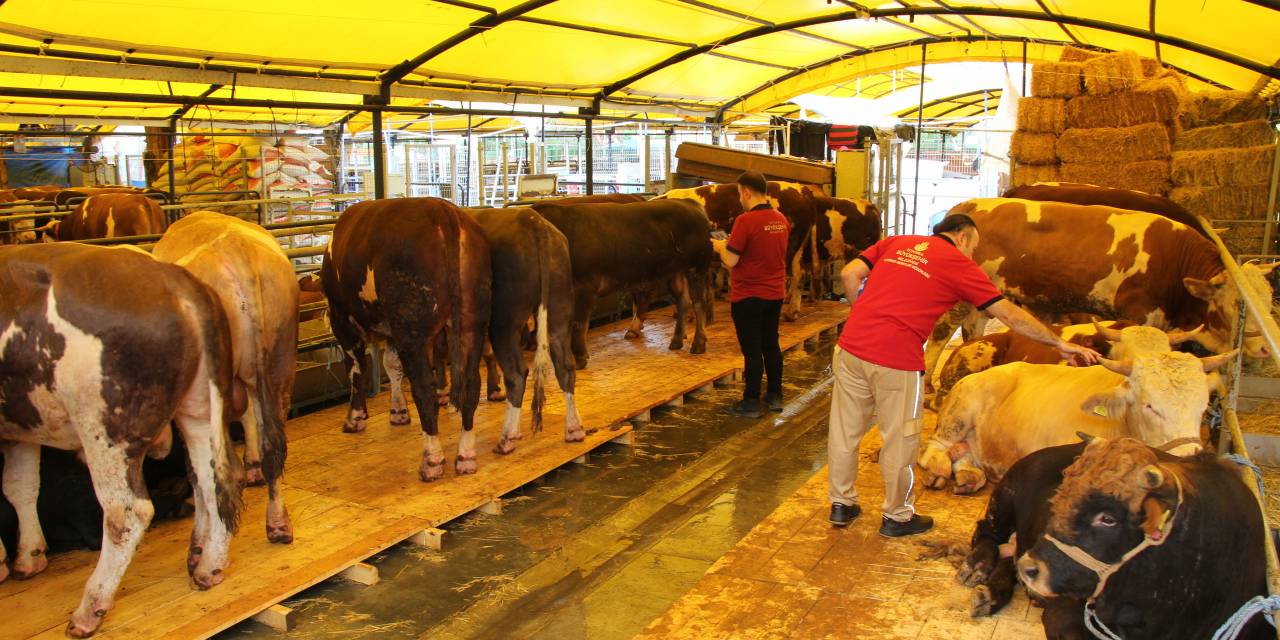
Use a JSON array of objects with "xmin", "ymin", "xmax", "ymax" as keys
[
  {"xmin": 531, "ymin": 198, "xmax": 712, "ymax": 369},
  {"xmin": 153, "ymin": 211, "xmax": 298, "ymax": 543},
  {"xmin": 1001, "ymin": 438, "xmax": 1272, "ymax": 639},
  {"xmin": 924, "ymin": 199, "xmax": 1277, "ymax": 376},
  {"xmin": 0, "ymin": 243, "xmax": 241, "ymax": 637},
  {"xmin": 321, "ymin": 198, "xmax": 491, "ymax": 481},
  {"xmin": 921, "ymin": 333, "xmax": 1235, "ymax": 494},
  {"xmin": 44, "ymin": 193, "xmax": 166, "ymax": 241},
  {"xmin": 1003, "ymin": 182, "xmax": 1207, "ymax": 237}
]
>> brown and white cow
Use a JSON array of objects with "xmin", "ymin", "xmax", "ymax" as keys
[
  {"xmin": 924, "ymin": 199, "xmax": 1277, "ymax": 376},
  {"xmin": 321, "ymin": 198, "xmax": 491, "ymax": 481},
  {"xmin": 1003, "ymin": 182, "xmax": 1207, "ymax": 237},
  {"xmin": 0, "ymin": 243, "xmax": 241, "ymax": 637},
  {"xmin": 531, "ymin": 198, "xmax": 713, "ymax": 369},
  {"xmin": 153, "ymin": 211, "xmax": 297, "ymax": 543},
  {"xmin": 44, "ymin": 193, "xmax": 166, "ymax": 242},
  {"xmin": 921, "ymin": 335, "xmax": 1235, "ymax": 494}
]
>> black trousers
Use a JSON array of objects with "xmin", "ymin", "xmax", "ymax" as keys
[{"xmin": 731, "ymin": 297, "xmax": 784, "ymax": 402}]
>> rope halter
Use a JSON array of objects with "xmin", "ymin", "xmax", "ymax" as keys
[{"xmin": 1043, "ymin": 473, "xmax": 1184, "ymax": 603}]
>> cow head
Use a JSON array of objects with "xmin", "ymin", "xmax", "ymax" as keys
[
  {"xmin": 1017, "ymin": 437, "xmax": 1182, "ymax": 600},
  {"xmin": 1091, "ymin": 322, "xmax": 1201, "ymax": 360},
  {"xmin": 1, "ymin": 218, "xmax": 36, "ymax": 244},
  {"xmin": 1081, "ymin": 351, "xmax": 1234, "ymax": 457},
  {"xmin": 1182, "ymin": 261, "xmax": 1278, "ymax": 358}
]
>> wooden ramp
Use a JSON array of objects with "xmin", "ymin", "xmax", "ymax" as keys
[{"xmin": 1, "ymin": 300, "xmax": 848, "ymax": 640}]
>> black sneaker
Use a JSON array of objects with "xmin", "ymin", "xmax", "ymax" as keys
[
  {"xmin": 764, "ymin": 392, "xmax": 784, "ymax": 412},
  {"xmin": 723, "ymin": 399, "xmax": 764, "ymax": 419},
  {"xmin": 830, "ymin": 502, "xmax": 861, "ymax": 527},
  {"xmin": 879, "ymin": 514, "xmax": 933, "ymax": 538}
]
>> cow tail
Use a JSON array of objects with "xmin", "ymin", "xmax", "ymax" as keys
[
  {"xmin": 447, "ymin": 208, "xmax": 466, "ymax": 410},
  {"xmin": 250, "ymin": 270, "xmax": 288, "ymax": 495},
  {"xmin": 195, "ymin": 282, "xmax": 244, "ymax": 533},
  {"xmin": 531, "ymin": 221, "xmax": 553, "ymax": 434}
]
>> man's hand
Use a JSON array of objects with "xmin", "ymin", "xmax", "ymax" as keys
[
  {"xmin": 711, "ymin": 238, "xmax": 726, "ymax": 252},
  {"xmin": 1057, "ymin": 340, "xmax": 1101, "ymax": 366}
]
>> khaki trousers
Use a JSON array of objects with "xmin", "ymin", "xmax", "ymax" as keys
[{"xmin": 828, "ymin": 348, "xmax": 923, "ymax": 522}]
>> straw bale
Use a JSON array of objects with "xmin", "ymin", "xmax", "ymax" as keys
[
  {"xmin": 1139, "ymin": 57, "xmax": 1162, "ymax": 78},
  {"xmin": 1066, "ymin": 84, "xmax": 1180, "ymax": 129},
  {"xmin": 1012, "ymin": 163, "xmax": 1060, "ymax": 187},
  {"xmin": 1059, "ymin": 46, "xmax": 1102, "ymax": 63},
  {"xmin": 1060, "ymin": 160, "xmax": 1171, "ymax": 195},
  {"xmin": 1032, "ymin": 62, "xmax": 1083, "ymax": 98},
  {"xmin": 1179, "ymin": 91, "xmax": 1269, "ymax": 129},
  {"xmin": 1217, "ymin": 225, "xmax": 1272, "ymax": 259},
  {"xmin": 1018, "ymin": 97, "xmax": 1067, "ymax": 134},
  {"xmin": 1011, "ymin": 132, "xmax": 1059, "ymax": 165},
  {"xmin": 1169, "ymin": 183, "xmax": 1273, "ymax": 220},
  {"xmin": 1174, "ymin": 120, "xmax": 1275, "ymax": 151},
  {"xmin": 1056, "ymin": 122, "xmax": 1172, "ymax": 163},
  {"xmin": 1170, "ymin": 145, "xmax": 1276, "ymax": 187},
  {"xmin": 1082, "ymin": 50, "xmax": 1143, "ymax": 95}
]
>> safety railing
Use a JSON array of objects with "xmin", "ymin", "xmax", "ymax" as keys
[{"xmin": 1198, "ymin": 215, "xmax": 1280, "ymax": 638}]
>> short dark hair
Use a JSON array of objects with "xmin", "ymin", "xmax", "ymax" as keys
[
  {"xmin": 736, "ymin": 170, "xmax": 768, "ymax": 195},
  {"xmin": 933, "ymin": 214, "xmax": 978, "ymax": 236}
]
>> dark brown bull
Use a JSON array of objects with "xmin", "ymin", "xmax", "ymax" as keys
[
  {"xmin": 1003, "ymin": 182, "xmax": 1207, "ymax": 237},
  {"xmin": 531, "ymin": 198, "xmax": 713, "ymax": 369},
  {"xmin": 321, "ymin": 198, "xmax": 491, "ymax": 481},
  {"xmin": 0, "ymin": 243, "xmax": 241, "ymax": 637},
  {"xmin": 45, "ymin": 193, "xmax": 166, "ymax": 241}
]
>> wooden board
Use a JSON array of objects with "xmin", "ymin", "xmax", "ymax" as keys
[
  {"xmin": 1, "ymin": 300, "xmax": 849, "ymax": 640},
  {"xmin": 675, "ymin": 142, "xmax": 834, "ymax": 185}
]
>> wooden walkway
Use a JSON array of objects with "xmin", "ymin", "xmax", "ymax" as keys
[{"xmin": 0, "ymin": 300, "xmax": 848, "ymax": 640}]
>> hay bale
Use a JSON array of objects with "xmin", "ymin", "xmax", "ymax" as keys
[
  {"xmin": 1066, "ymin": 85, "xmax": 1180, "ymax": 129},
  {"xmin": 1179, "ymin": 91, "xmax": 1269, "ymax": 129},
  {"xmin": 1061, "ymin": 159, "xmax": 1171, "ymax": 195},
  {"xmin": 1174, "ymin": 120, "xmax": 1275, "ymax": 151},
  {"xmin": 1082, "ymin": 50, "xmax": 1143, "ymax": 95},
  {"xmin": 1218, "ymin": 225, "xmax": 1272, "ymax": 259},
  {"xmin": 1011, "ymin": 132, "xmax": 1059, "ymax": 165},
  {"xmin": 1139, "ymin": 57, "xmax": 1162, "ymax": 78},
  {"xmin": 1170, "ymin": 145, "xmax": 1276, "ymax": 187},
  {"xmin": 1012, "ymin": 163, "xmax": 1060, "ymax": 187},
  {"xmin": 1169, "ymin": 183, "xmax": 1273, "ymax": 220},
  {"xmin": 1032, "ymin": 62, "xmax": 1083, "ymax": 98},
  {"xmin": 1060, "ymin": 46, "xmax": 1102, "ymax": 63},
  {"xmin": 1018, "ymin": 97, "xmax": 1067, "ymax": 134},
  {"xmin": 1056, "ymin": 122, "xmax": 1171, "ymax": 163}
]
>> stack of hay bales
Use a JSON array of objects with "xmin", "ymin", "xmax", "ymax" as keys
[
  {"xmin": 1169, "ymin": 91, "xmax": 1276, "ymax": 256},
  {"xmin": 151, "ymin": 134, "xmax": 336, "ymax": 207},
  {"xmin": 1057, "ymin": 50, "xmax": 1183, "ymax": 195},
  {"xmin": 1010, "ymin": 61, "xmax": 1075, "ymax": 186}
]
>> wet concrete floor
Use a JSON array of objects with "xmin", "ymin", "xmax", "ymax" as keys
[{"xmin": 221, "ymin": 337, "xmax": 843, "ymax": 640}]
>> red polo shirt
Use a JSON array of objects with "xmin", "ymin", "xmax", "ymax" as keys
[
  {"xmin": 727, "ymin": 204, "xmax": 790, "ymax": 302},
  {"xmin": 838, "ymin": 234, "xmax": 1004, "ymax": 371}
]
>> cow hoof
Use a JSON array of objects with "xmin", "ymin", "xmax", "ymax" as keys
[
  {"xmin": 436, "ymin": 393, "xmax": 450, "ymax": 407},
  {"xmin": 266, "ymin": 508, "xmax": 293, "ymax": 544},
  {"xmin": 186, "ymin": 544, "xmax": 203, "ymax": 575},
  {"xmin": 455, "ymin": 455, "xmax": 478, "ymax": 475},
  {"xmin": 957, "ymin": 557, "xmax": 990, "ymax": 587},
  {"xmin": 389, "ymin": 408, "xmax": 411, "ymax": 426},
  {"xmin": 954, "ymin": 469, "xmax": 987, "ymax": 495},
  {"xmin": 690, "ymin": 341, "xmax": 706, "ymax": 355},
  {"xmin": 342, "ymin": 417, "xmax": 367, "ymax": 433},
  {"xmin": 0, "ymin": 562, "xmax": 8, "ymax": 584},
  {"xmin": 970, "ymin": 585, "xmax": 997, "ymax": 618},
  {"xmin": 67, "ymin": 608, "xmax": 106, "ymax": 638},
  {"xmin": 576, "ymin": 358, "xmax": 589, "ymax": 370},
  {"xmin": 192, "ymin": 567, "xmax": 225, "ymax": 590},
  {"xmin": 243, "ymin": 464, "xmax": 265, "ymax": 487},
  {"xmin": 13, "ymin": 550, "xmax": 47, "ymax": 579},
  {"xmin": 924, "ymin": 473, "xmax": 949, "ymax": 490},
  {"xmin": 668, "ymin": 340, "xmax": 684, "ymax": 351},
  {"xmin": 623, "ymin": 328, "xmax": 642, "ymax": 340},
  {"xmin": 488, "ymin": 390, "xmax": 506, "ymax": 402},
  {"xmin": 564, "ymin": 427, "xmax": 586, "ymax": 443},
  {"xmin": 493, "ymin": 437, "xmax": 520, "ymax": 455},
  {"xmin": 419, "ymin": 457, "xmax": 446, "ymax": 482}
]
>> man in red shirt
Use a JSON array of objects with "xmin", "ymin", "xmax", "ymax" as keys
[
  {"xmin": 829, "ymin": 214, "xmax": 1101, "ymax": 537},
  {"xmin": 711, "ymin": 171, "xmax": 791, "ymax": 418}
]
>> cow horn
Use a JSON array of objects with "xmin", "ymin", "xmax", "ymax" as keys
[
  {"xmin": 1211, "ymin": 226, "xmax": 1231, "ymax": 235},
  {"xmin": 1092, "ymin": 321, "xmax": 1124, "ymax": 342},
  {"xmin": 1199, "ymin": 349, "xmax": 1240, "ymax": 372},
  {"xmin": 1166, "ymin": 325, "xmax": 1204, "ymax": 345},
  {"xmin": 1076, "ymin": 431, "xmax": 1106, "ymax": 446},
  {"xmin": 1098, "ymin": 357, "xmax": 1134, "ymax": 376},
  {"xmin": 1140, "ymin": 464, "xmax": 1165, "ymax": 490}
]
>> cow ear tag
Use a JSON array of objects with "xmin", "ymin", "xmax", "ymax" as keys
[{"xmin": 1092, "ymin": 404, "xmax": 1109, "ymax": 417}]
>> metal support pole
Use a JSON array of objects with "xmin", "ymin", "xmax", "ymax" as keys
[
  {"xmin": 166, "ymin": 118, "xmax": 177, "ymax": 200},
  {"xmin": 912, "ymin": 44, "xmax": 926, "ymax": 222},
  {"xmin": 664, "ymin": 129, "xmax": 674, "ymax": 191},
  {"xmin": 585, "ymin": 117, "xmax": 595, "ymax": 195},
  {"xmin": 1261, "ymin": 133, "xmax": 1280, "ymax": 256},
  {"xmin": 500, "ymin": 142, "xmax": 509, "ymax": 206},
  {"xmin": 642, "ymin": 133, "xmax": 651, "ymax": 192},
  {"xmin": 371, "ymin": 110, "xmax": 386, "ymax": 199},
  {"xmin": 464, "ymin": 113, "xmax": 473, "ymax": 206},
  {"xmin": 1022, "ymin": 40, "xmax": 1029, "ymax": 96}
]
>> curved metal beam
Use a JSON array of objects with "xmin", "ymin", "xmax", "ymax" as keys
[
  {"xmin": 895, "ymin": 88, "xmax": 1000, "ymax": 118},
  {"xmin": 603, "ymin": 5, "xmax": 1277, "ymax": 106}
]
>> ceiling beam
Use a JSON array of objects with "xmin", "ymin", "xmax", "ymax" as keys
[{"xmin": 896, "ymin": 88, "xmax": 1001, "ymax": 117}]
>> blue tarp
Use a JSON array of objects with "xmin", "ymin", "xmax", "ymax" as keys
[{"xmin": 4, "ymin": 146, "xmax": 73, "ymax": 187}]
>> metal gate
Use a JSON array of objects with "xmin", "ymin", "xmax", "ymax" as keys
[{"xmin": 402, "ymin": 141, "xmax": 459, "ymax": 202}]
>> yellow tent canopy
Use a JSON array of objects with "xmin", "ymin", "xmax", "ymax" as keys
[{"xmin": 0, "ymin": 0, "xmax": 1274, "ymax": 126}]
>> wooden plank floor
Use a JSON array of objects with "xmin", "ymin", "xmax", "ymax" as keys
[
  {"xmin": 636, "ymin": 414, "xmax": 1045, "ymax": 640},
  {"xmin": 1, "ymin": 299, "xmax": 848, "ymax": 640}
]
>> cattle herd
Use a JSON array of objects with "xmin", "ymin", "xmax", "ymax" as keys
[{"xmin": 0, "ymin": 178, "xmax": 1278, "ymax": 638}]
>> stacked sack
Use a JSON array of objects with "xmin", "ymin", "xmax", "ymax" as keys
[
  {"xmin": 1169, "ymin": 92, "xmax": 1276, "ymax": 256},
  {"xmin": 151, "ymin": 134, "xmax": 336, "ymax": 205}
]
